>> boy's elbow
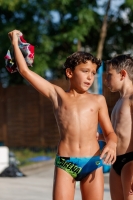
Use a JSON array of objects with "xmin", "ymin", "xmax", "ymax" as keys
[{"xmin": 19, "ymin": 67, "xmax": 30, "ymax": 78}]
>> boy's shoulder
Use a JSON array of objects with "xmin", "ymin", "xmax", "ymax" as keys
[
  {"xmin": 88, "ymin": 93, "xmax": 105, "ymax": 99},
  {"xmin": 87, "ymin": 93, "xmax": 106, "ymax": 103}
]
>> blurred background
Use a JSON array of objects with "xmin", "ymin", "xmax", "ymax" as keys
[{"xmin": 0, "ymin": 0, "xmax": 131, "ymax": 171}]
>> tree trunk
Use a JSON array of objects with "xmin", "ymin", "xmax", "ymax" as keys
[
  {"xmin": 96, "ymin": 0, "xmax": 112, "ymax": 59},
  {"xmin": 93, "ymin": 0, "xmax": 111, "ymax": 94}
]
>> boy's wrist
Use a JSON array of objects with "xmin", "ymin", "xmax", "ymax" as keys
[
  {"xmin": 12, "ymin": 41, "xmax": 18, "ymax": 46},
  {"xmin": 107, "ymin": 140, "xmax": 117, "ymax": 147}
]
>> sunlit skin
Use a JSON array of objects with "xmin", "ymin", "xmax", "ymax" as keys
[
  {"xmin": 105, "ymin": 65, "xmax": 133, "ymax": 200},
  {"xmin": 8, "ymin": 30, "xmax": 117, "ymax": 200}
]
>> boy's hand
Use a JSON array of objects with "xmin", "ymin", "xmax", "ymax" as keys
[
  {"xmin": 8, "ymin": 30, "xmax": 22, "ymax": 45},
  {"xmin": 100, "ymin": 141, "xmax": 116, "ymax": 164}
]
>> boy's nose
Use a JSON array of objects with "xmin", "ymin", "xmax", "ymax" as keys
[{"xmin": 87, "ymin": 73, "xmax": 91, "ymax": 80}]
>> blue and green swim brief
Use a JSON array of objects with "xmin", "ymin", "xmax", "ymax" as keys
[{"xmin": 55, "ymin": 155, "xmax": 103, "ymax": 181}]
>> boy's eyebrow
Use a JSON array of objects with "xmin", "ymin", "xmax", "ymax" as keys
[{"xmin": 81, "ymin": 67, "xmax": 96, "ymax": 70}]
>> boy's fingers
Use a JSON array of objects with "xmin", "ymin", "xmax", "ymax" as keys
[
  {"xmin": 8, "ymin": 32, "xmax": 12, "ymax": 39},
  {"xmin": 108, "ymin": 152, "xmax": 116, "ymax": 164},
  {"xmin": 103, "ymin": 153, "xmax": 110, "ymax": 163},
  {"xmin": 100, "ymin": 147, "xmax": 116, "ymax": 164},
  {"xmin": 8, "ymin": 30, "xmax": 22, "ymax": 40},
  {"xmin": 111, "ymin": 158, "xmax": 115, "ymax": 164},
  {"xmin": 111, "ymin": 154, "xmax": 116, "ymax": 164},
  {"xmin": 100, "ymin": 147, "xmax": 108, "ymax": 159},
  {"xmin": 104, "ymin": 153, "xmax": 113, "ymax": 164},
  {"xmin": 105, "ymin": 154, "xmax": 113, "ymax": 164}
]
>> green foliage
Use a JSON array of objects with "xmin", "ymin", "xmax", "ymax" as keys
[
  {"xmin": 1, "ymin": 0, "xmax": 133, "ymax": 85},
  {"xmin": 0, "ymin": 0, "xmax": 24, "ymax": 11},
  {"xmin": 126, "ymin": 0, "xmax": 133, "ymax": 8},
  {"xmin": 103, "ymin": 0, "xmax": 133, "ymax": 60},
  {"xmin": 0, "ymin": 0, "xmax": 101, "ymax": 85}
]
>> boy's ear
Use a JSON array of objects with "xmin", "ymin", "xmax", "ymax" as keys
[
  {"xmin": 120, "ymin": 69, "xmax": 127, "ymax": 79},
  {"xmin": 66, "ymin": 68, "xmax": 73, "ymax": 79}
]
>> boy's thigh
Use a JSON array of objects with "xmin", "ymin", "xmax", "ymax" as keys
[
  {"xmin": 80, "ymin": 167, "xmax": 104, "ymax": 200},
  {"xmin": 121, "ymin": 161, "xmax": 133, "ymax": 199},
  {"xmin": 109, "ymin": 167, "xmax": 124, "ymax": 200},
  {"xmin": 53, "ymin": 167, "xmax": 76, "ymax": 200}
]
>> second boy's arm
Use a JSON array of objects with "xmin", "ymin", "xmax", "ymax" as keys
[{"xmin": 8, "ymin": 30, "xmax": 61, "ymax": 107}]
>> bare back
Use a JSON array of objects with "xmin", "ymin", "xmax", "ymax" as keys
[{"xmin": 111, "ymin": 95, "xmax": 133, "ymax": 155}]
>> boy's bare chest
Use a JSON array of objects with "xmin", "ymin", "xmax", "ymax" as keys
[
  {"xmin": 111, "ymin": 98, "xmax": 131, "ymax": 124},
  {"xmin": 57, "ymin": 98, "xmax": 98, "ymax": 118}
]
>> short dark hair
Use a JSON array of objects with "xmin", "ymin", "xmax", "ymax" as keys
[
  {"xmin": 63, "ymin": 51, "xmax": 101, "ymax": 79},
  {"xmin": 105, "ymin": 54, "xmax": 133, "ymax": 81}
]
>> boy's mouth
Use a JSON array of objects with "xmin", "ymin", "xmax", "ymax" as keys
[{"xmin": 84, "ymin": 82, "xmax": 90, "ymax": 86}]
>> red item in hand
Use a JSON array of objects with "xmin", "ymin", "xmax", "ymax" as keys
[{"xmin": 4, "ymin": 34, "xmax": 35, "ymax": 73}]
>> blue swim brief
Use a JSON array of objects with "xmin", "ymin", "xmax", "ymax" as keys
[{"xmin": 55, "ymin": 155, "xmax": 103, "ymax": 181}]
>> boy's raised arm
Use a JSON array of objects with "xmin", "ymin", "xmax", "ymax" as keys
[{"xmin": 8, "ymin": 30, "xmax": 59, "ymax": 105}]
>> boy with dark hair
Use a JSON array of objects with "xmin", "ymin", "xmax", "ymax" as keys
[
  {"xmin": 63, "ymin": 51, "xmax": 101, "ymax": 79},
  {"xmin": 105, "ymin": 54, "xmax": 133, "ymax": 200},
  {"xmin": 8, "ymin": 30, "xmax": 117, "ymax": 200}
]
